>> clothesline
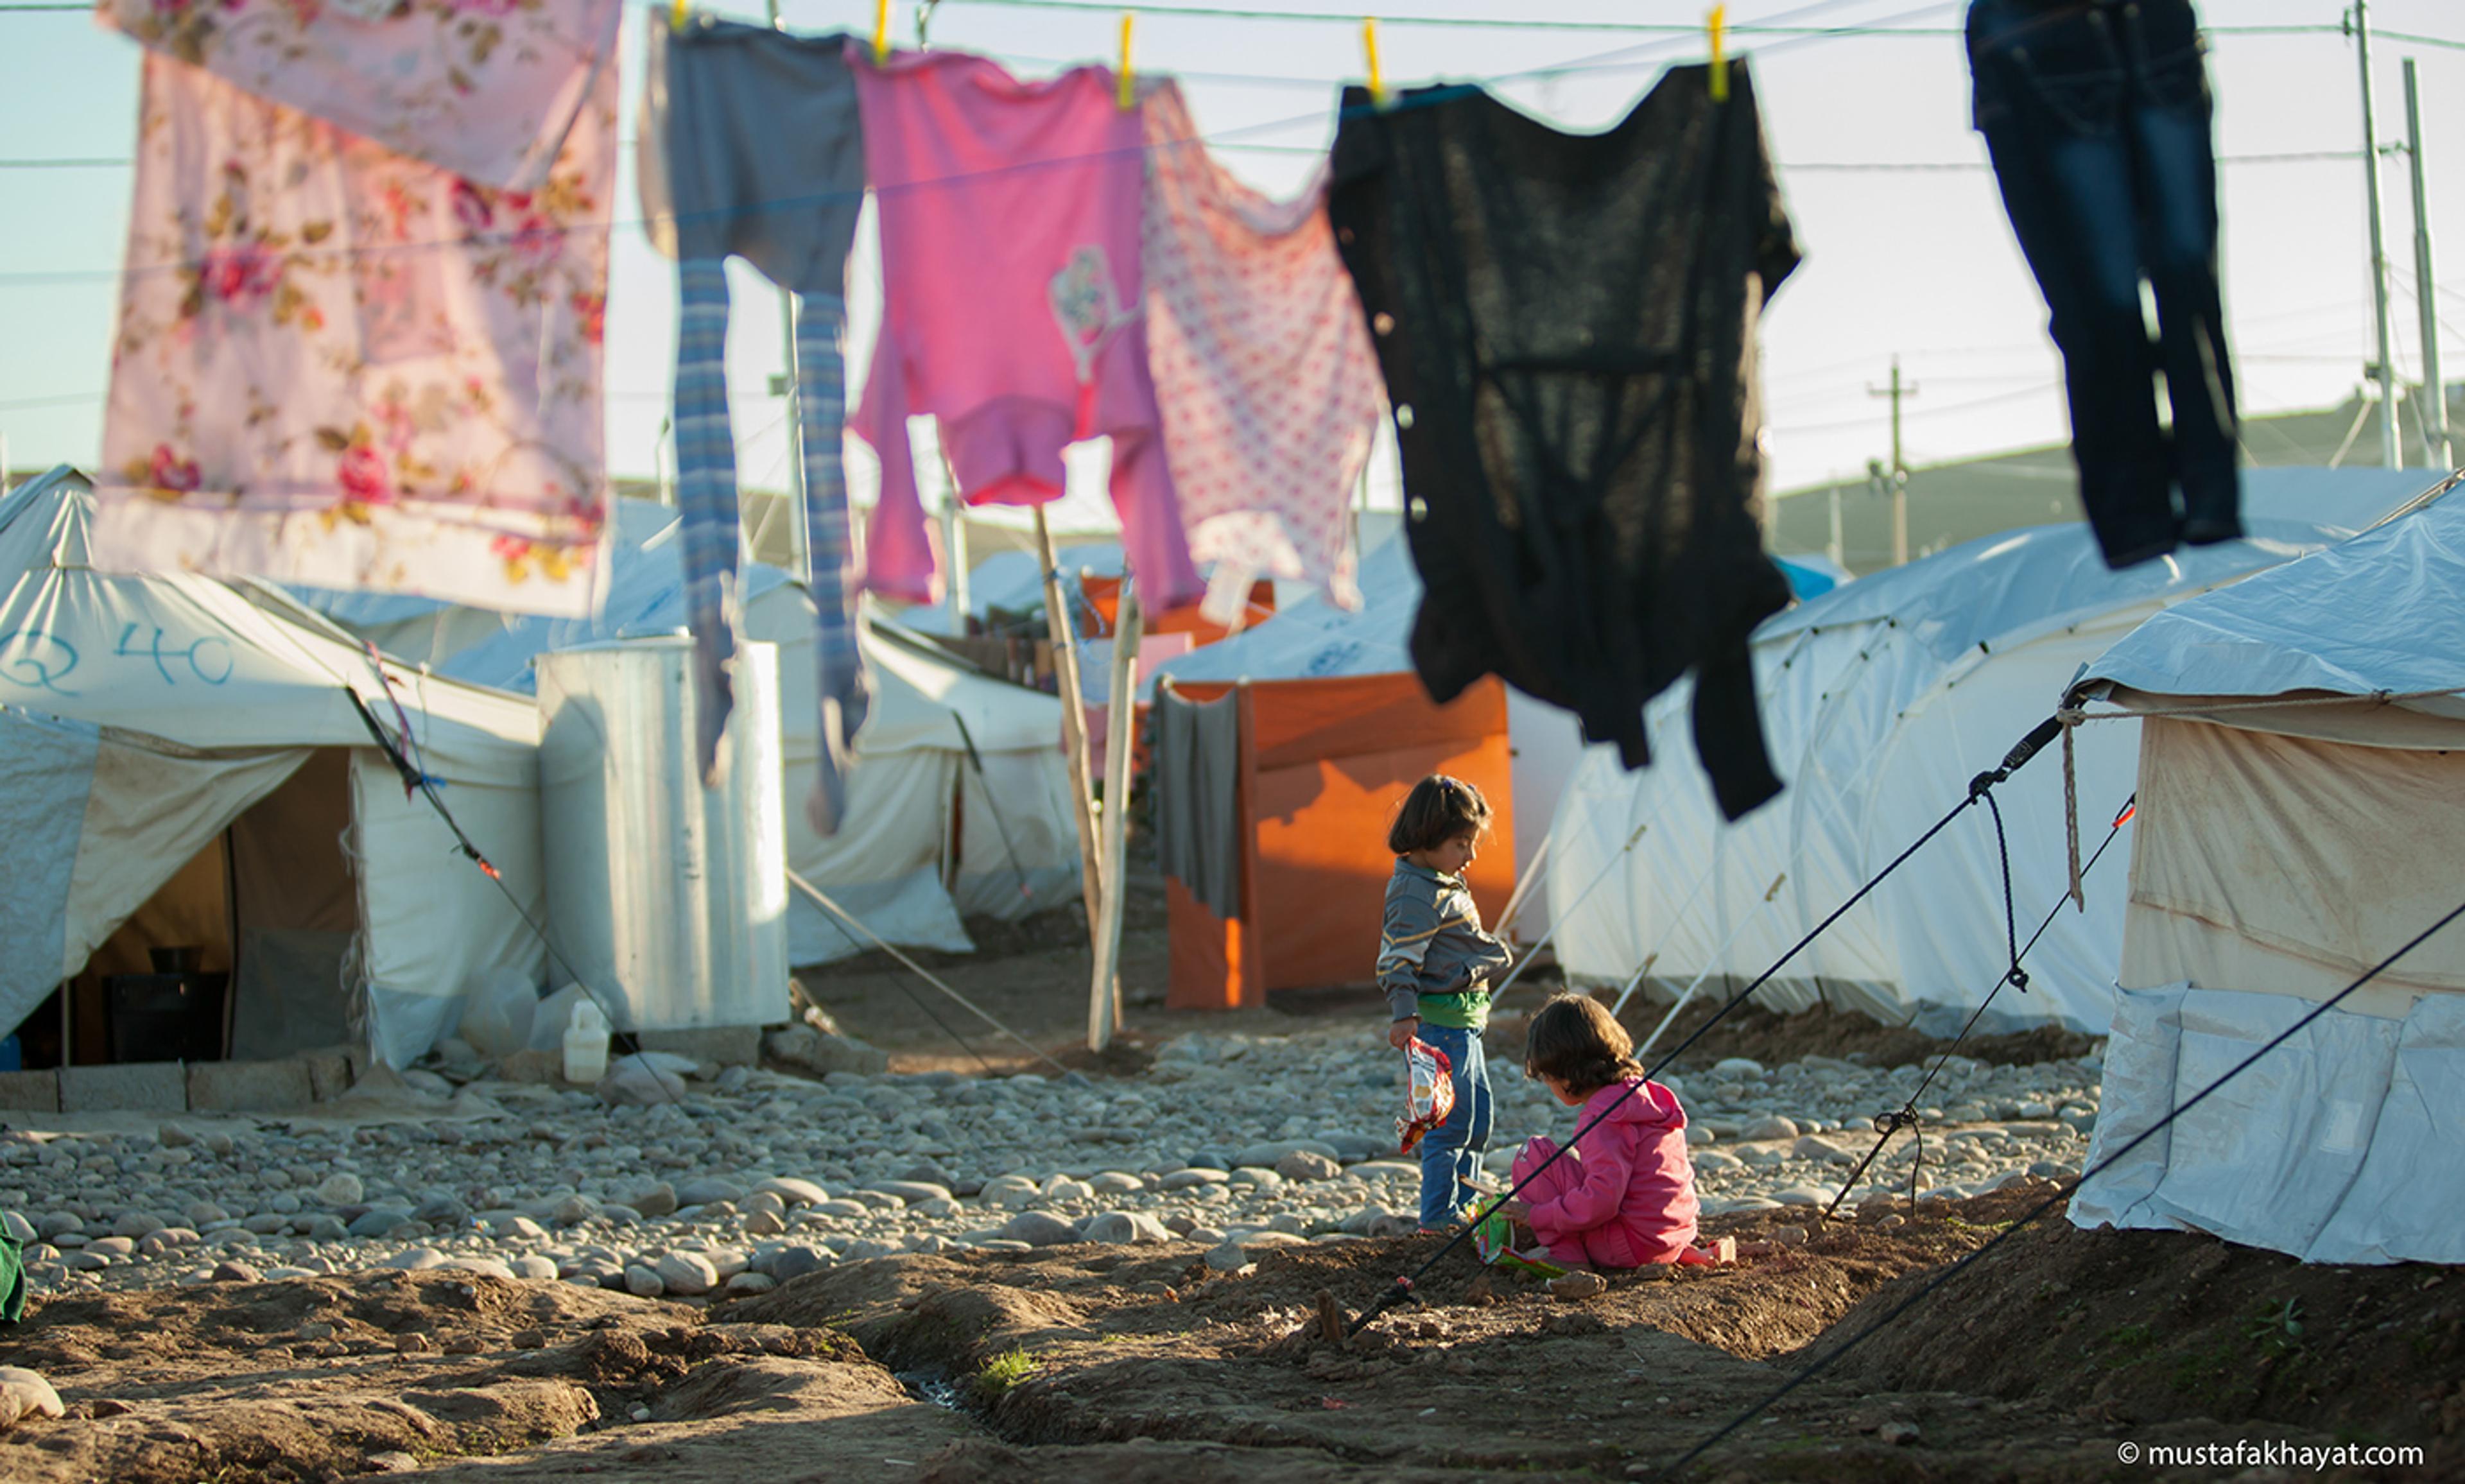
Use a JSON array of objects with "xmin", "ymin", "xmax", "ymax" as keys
[
  {"xmin": 0, "ymin": 145, "xmax": 2376, "ymax": 175},
  {"xmin": 0, "ymin": 0, "xmax": 1754, "ymax": 288},
  {"xmin": 5, "ymin": 0, "xmax": 2458, "ymax": 51},
  {"xmin": 928, "ymin": 0, "xmax": 2465, "ymax": 54},
  {"xmin": 0, "ymin": 110, "xmax": 2401, "ymax": 288}
]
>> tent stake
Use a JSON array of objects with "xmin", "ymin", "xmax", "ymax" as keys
[
  {"xmin": 1034, "ymin": 505, "xmax": 1107, "ymax": 955},
  {"xmin": 1089, "ymin": 580, "xmax": 1141, "ymax": 1051}
]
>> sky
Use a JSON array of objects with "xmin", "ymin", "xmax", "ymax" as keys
[{"xmin": 4, "ymin": 0, "xmax": 2464, "ymax": 533}]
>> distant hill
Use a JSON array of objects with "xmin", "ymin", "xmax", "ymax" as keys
[{"xmin": 1769, "ymin": 387, "xmax": 2462, "ymax": 574}]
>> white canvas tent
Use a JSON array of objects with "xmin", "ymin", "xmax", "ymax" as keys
[
  {"xmin": 288, "ymin": 498, "xmax": 1080, "ymax": 967},
  {"xmin": 1146, "ymin": 531, "xmax": 1587, "ymax": 936},
  {"xmin": 1544, "ymin": 468, "xmax": 2446, "ymax": 1038},
  {"xmin": 2068, "ymin": 478, "xmax": 2465, "ymax": 1264},
  {"xmin": 0, "ymin": 468, "xmax": 547, "ymax": 1068}
]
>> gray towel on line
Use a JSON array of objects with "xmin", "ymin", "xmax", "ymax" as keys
[{"xmin": 1154, "ymin": 684, "xmax": 1241, "ymax": 920}]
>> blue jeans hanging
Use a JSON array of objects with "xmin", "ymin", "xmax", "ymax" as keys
[{"xmin": 1968, "ymin": 0, "xmax": 2241, "ymax": 569}]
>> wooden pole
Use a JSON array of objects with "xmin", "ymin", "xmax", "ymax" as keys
[
  {"xmin": 1089, "ymin": 581, "xmax": 1141, "ymax": 1051},
  {"xmin": 1034, "ymin": 505, "xmax": 1105, "ymax": 951}
]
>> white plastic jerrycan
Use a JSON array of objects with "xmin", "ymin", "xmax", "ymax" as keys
[{"xmin": 563, "ymin": 998, "xmax": 611, "ymax": 1085}]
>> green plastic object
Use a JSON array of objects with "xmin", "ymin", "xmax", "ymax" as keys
[{"xmin": 1470, "ymin": 1207, "xmax": 1566, "ymax": 1279}]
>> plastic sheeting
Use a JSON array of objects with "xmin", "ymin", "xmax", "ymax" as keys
[
  {"xmin": 2120, "ymin": 720, "xmax": 2465, "ymax": 1009},
  {"xmin": 2071, "ymin": 983, "xmax": 2465, "ymax": 1265},
  {"xmin": 0, "ymin": 708, "xmax": 101, "ymax": 1030},
  {"xmin": 1542, "ymin": 467, "xmax": 2452, "ymax": 1037},
  {"xmin": 2082, "ymin": 474, "xmax": 2465, "ymax": 724},
  {"xmin": 2063, "ymin": 487, "xmax": 2465, "ymax": 1264},
  {"xmin": 355, "ymin": 745, "xmax": 551, "ymax": 1064}
]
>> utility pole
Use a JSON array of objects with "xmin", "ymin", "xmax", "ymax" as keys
[
  {"xmin": 1869, "ymin": 356, "xmax": 1916, "ymax": 565},
  {"xmin": 2352, "ymin": 2, "xmax": 2404, "ymax": 469},
  {"xmin": 2405, "ymin": 58, "xmax": 2452, "ymax": 469},
  {"xmin": 1826, "ymin": 483, "xmax": 1843, "ymax": 570}
]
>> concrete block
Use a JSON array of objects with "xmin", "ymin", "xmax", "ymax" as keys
[
  {"xmin": 637, "ymin": 1025, "xmax": 763, "ymax": 1068},
  {"xmin": 299, "ymin": 1046, "xmax": 356, "ymax": 1102},
  {"xmin": 60, "ymin": 1062, "xmax": 187, "ymax": 1113},
  {"xmin": 186, "ymin": 1059, "xmax": 314, "ymax": 1112},
  {"xmin": 0, "ymin": 1070, "xmax": 60, "ymax": 1113}
]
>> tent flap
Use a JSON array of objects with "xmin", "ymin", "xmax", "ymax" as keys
[
  {"xmin": 352, "ymin": 752, "xmax": 548, "ymax": 1066},
  {"xmin": 0, "ymin": 709, "xmax": 101, "ymax": 1037},
  {"xmin": 2122, "ymin": 718, "xmax": 2465, "ymax": 1003},
  {"xmin": 1546, "ymin": 476, "xmax": 2432, "ymax": 1039},
  {"xmin": 2070, "ymin": 983, "xmax": 2465, "ymax": 1264}
]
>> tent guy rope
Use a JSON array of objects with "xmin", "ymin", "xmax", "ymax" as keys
[
  {"xmin": 1658, "ymin": 883, "xmax": 2465, "ymax": 1478},
  {"xmin": 787, "ymin": 867, "xmax": 1085, "ymax": 1080},
  {"xmin": 1344, "ymin": 712, "xmax": 2069, "ymax": 1339}
]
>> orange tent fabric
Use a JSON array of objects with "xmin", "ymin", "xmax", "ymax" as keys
[
  {"xmin": 1080, "ymin": 573, "xmax": 1274, "ymax": 647},
  {"xmin": 1164, "ymin": 673, "xmax": 1514, "ymax": 1009}
]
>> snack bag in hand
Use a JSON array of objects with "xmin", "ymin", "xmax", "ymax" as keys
[{"xmin": 1395, "ymin": 1037, "xmax": 1456, "ymax": 1155}]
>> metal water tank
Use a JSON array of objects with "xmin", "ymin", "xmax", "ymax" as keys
[{"xmin": 536, "ymin": 637, "xmax": 787, "ymax": 1031}]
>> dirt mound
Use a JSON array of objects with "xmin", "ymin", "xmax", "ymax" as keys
[
  {"xmin": 1484, "ymin": 997, "xmax": 2100, "ymax": 1075},
  {"xmin": 914, "ymin": 1437, "xmax": 1483, "ymax": 1483},
  {"xmin": 0, "ymin": 1270, "xmax": 730, "ymax": 1483},
  {"xmin": 657, "ymin": 1354, "xmax": 911, "ymax": 1421},
  {"xmin": 1821, "ymin": 1198, "xmax": 2465, "ymax": 1463},
  {"xmin": 724, "ymin": 1249, "xmax": 1107, "ymax": 1372},
  {"xmin": 8, "ymin": 1189, "xmax": 2448, "ymax": 1480}
]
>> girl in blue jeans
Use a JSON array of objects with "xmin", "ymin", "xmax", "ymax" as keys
[{"xmin": 1378, "ymin": 774, "xmax": 1514, "ymax": 1230}]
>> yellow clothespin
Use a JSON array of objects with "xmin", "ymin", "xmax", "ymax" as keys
[
  {"xmin": 1707, "ymin": 4, "xmax": 1729, "ymax": 102},
  {"xmin": 668, "ymin": 0, "xmax": 688, "ymax": 32},
  {"xmin": 1118, "ymin": 12, "xmax": 1136, "ymax": 111},
  {"xmin": 873, "ymin": 0, "xmax": 890, "ymax": 63},
  {"xmin": 1363, "ymin": 17, "xmax": 1387, "ymax": 108}
]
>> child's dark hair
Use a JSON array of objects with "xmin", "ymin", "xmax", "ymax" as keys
[
  {"xmin": 1524, "ymin": 994, "xmax": 1645, "ymax": 1096},
  {"xmin": 1388, "ymin": 773, "xmax": 1493, "ymax": 855}
]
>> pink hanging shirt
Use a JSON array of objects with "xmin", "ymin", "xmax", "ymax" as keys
[{"xmin": 850, "ymin": 48, "xmax": 1199, "ymax": 608}]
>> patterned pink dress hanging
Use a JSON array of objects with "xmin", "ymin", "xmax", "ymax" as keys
[
  {"xmin": 96, "ymin": 0, "xmax": 621, "ymax": 193},
  {"xmin": 1141, "ymin": 82, "xmax": 1381, "ymax": 619},
  {"xmin": 92, "ymin": 48, "xmax": 618, "ymax": 615}
]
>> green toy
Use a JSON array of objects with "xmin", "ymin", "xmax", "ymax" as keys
[{"xmin": 1470, "ymin": 1205, "xmax": 1566, "ymax": 1279}]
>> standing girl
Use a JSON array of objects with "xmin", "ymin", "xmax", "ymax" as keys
[{"xmin": 1378, "ymin": 774, "xmax": 1515, "ymax": 1231}]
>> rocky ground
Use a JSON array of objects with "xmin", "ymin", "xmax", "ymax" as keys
[
  {"xmin": 1, "ymin": 1181, "xmax": 2458, "ymax": 1483},
  {"xmin": 0, "ymin": 1024, "xmax": 2102, "ymax": 1304},
  {"xmin": 2, "ymin": 888, "xmax": 2451, "ymax": 1480}
]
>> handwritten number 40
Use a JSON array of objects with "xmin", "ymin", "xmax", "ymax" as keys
[
  {"xmin": 116, "ymin": 625, "xmax": 234, "ymax": 686},
  {"xmin": 0, "ymin": 626, "xmax": 232, "ymax": 695}
]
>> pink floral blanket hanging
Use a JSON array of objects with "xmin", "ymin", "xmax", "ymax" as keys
[
  {"xmin": 94, "ymin": 51, "xmax": 617, "ymax": 616},
  {"xmin": 95, "ymin": 0, "xmax": 622, "ymax": 194}
]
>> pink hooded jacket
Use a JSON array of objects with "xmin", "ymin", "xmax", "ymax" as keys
[{"xmin": 1514, "ymin": 1076, "xmax": 1701, "ymax": 1268}]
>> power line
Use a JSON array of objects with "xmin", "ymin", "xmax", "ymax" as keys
[
  {"xmin": 1769, "ymin": 379, "xmax": 2058, "ymax": 436},
  {"xmin": 0, "ymin": 0, "xmax": 1856, "ymax": 283}
]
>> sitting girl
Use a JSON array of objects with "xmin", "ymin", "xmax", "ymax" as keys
[{"xmin": 1494, "ymin": 993, "xmax": 1712, "ymax": 1268}]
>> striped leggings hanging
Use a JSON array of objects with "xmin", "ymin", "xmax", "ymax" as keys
[
  {"xmin": 795, "ymin": 291, "xmax": 867, "ymax": 835},
  {"xmin": 673, "ymin": 257, "xmax": 740, "ymax": 784},
  {"xmin": 671, "ymin": 261, "xmax": 870, "ymax": 828}
]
